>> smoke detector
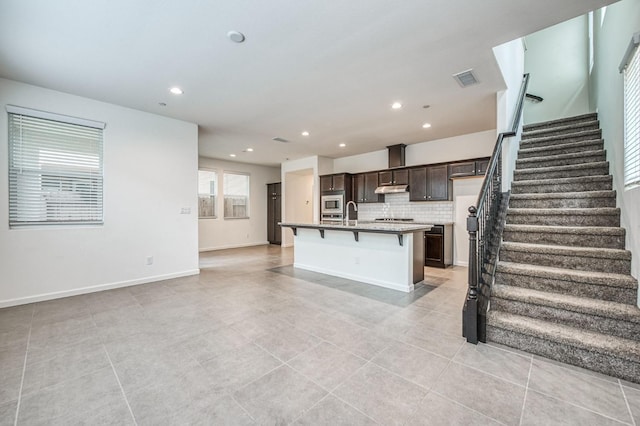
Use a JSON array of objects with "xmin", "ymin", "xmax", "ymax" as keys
[{"xmin": 453, "ymin": 69, "xmax": 479, "ymax": 87}]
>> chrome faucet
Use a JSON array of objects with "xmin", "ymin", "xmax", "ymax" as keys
[{"xmin": 345, "ymin": 201, "xmax": 358, "ymax": 225}]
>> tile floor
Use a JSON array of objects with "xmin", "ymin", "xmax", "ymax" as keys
[{"xmin": 1, "ymin": 245, "xmax": 640, "ymax": 425}]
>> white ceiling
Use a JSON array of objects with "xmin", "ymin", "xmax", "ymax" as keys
[{"xmin": 0, "ymin": 0, "xmax": 616, "ymax": 167}]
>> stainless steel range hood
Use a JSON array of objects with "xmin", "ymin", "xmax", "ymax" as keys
[{"xmin": 374, "ymin": 184, "xmax": 409, "ymax": 194}]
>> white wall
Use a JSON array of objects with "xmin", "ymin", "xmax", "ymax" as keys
[
  {"xmin": 590, "ymin": 0, "xmax": 640, "ymax": 282},
  {"xmin": 493, "ymin": 38, "xmax": 526, "ymax": 192},
  {"xmin": 524, "ymin": 16, "xmax": 592, "ymax": 124},
  {"xmin": 0, "ymin": 78, "xmax": 199, "ymax": 307},
  {"xmin": 453, "ymin": 178, "xmax": 484, "ymax": 266},
  {"xmin": 198, "ymin": 157, "xmax": 280, "ymax": 251},
  {"xmin": 285, "ymin": 171, "xmax": 314, "ymax": 224},
  {"xmin": 333, "ymin": 130, "xmax": 496, "ymax": 173},
  {"xmin": 280, "ymin": 156, "xmax": 331, "ymax": 246}
]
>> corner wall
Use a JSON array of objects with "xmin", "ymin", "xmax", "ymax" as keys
[
  {"xmin": 0, "ymin": 78, "xmax": 199, "ymax": 307},
  {"xmin": 590, "ymin": 0, "xmax": 640, "ymax": 281},
  {"xmin": 198, "ymin": 157, "xmax": 280, "ymax": 251},
  {"xmin": 524, "ymin": 15, "xmax": 592, "ymax": 124}
]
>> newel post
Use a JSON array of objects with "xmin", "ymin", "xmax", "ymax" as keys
[{"xmin": 463, "ymin": 205, "xmax": 479, "ymax": 344}]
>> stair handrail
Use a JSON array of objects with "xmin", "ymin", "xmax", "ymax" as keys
[{"xmin": 463, "ymin": 73, "xmax": 530, "ymax": 344}]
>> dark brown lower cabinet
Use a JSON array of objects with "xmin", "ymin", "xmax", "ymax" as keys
[
  {"xmin": 424, "ymin": 224, "xmax": 453, "ymax": 268},
  {"xmin": 267, "ymin": 182, "xmax": 281, "ymax": 245}
]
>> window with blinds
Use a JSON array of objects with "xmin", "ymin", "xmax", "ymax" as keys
[
  {"xmin": 7, "ymin": 106, "xmax": 105, "ymax": 227},
  {"xmin": 198, "ymin": 169, "xmax": 217, "ymax": 218},
  {"xmin": 624, "ymin": 35, "xmax": 640, "ymax": 188},
  {"xmin": 223, "ymin": 172, "xmax": 250, "ymax": 219}
]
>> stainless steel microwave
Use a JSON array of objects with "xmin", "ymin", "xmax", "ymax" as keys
[{"xmin": 321, "ymin": 194, "xmax": 344, "ymax": 214}]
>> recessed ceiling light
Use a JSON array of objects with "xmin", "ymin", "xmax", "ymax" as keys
[
  {"xmin": 169, "ymin": 87, "xmax": 183, "ymax": 95},
  {"xmin": 230, "ymin": 154, "xmax": 236, "ymax": 157},
  {"xmin": 339, "ymin": 143, "xmax": 346, "ymax": 148},
  {"xmin": 246, "ymin": 148, "xmax": 254, "ymax": 152},
  {"xmin": 391, "ymin": 102, "xmax": 402, "ymax": 109},
  {"xmin": 422, "ymin": 123, "xmax": 432, "ymax": 129},
  {"xmin": 227, "ymin": 31, "xmax": 245, "ymax": 43},
  {"xmin": 301, "ymin": 131, "xmax": 310, "ymax": 136}
]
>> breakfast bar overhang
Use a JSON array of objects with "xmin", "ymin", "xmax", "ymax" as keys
[{"xmin": 280, "ymin": 222, "xmax": 432, "ymax": 292}]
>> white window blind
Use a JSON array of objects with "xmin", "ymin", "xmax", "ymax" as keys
[
  {"xmin": 624, "ymin": 41, "xmax": 640, "ymax": 188},
  {"xmin": 223, "ymin": 172, "xmax": 249, "ymax": 219},
  {"xmin": 8, "ymin": 107, "xmax": 105, "ymax": 227},
  {"xmin": 198, "ymin": 169, "xmax": 217, "ymax": 218}
]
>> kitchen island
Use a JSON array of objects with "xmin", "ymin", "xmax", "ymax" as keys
[{"xmin": 280, "ymin": 221, "xmax": 432, "ymax": 292}]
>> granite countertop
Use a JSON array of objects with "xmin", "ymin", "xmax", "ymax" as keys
[{"xmin": 279, "ymin": 221, "xmax": 433, "ymax": 234}]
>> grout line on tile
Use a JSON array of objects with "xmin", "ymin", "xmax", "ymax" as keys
[
  {"xmin": 14, "ymin": 306, "xmax": 34, "ymax": 426},
  {"xmin": 620, "ymin": 380, "xmax": 637, "ymax": 426},
  {"xmin": 230, "ymin": 393, "xmax": 257, "ymax": 423},
  {"xmin": 527, "ymin": 387, "xmax": 633, "ymax": 425},
  {"xmin": 102, "ymin": 345, "xmax": 138, "ymax": 426},
  {"xmin": 518, "ymin": 356, "xmax": 533, "ymax": 426}
]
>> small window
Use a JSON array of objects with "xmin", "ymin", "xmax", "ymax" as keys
[
  {"xmin": 223, "ymin": 172, "xmax": 250, "ymax": 219},
  {"xmin": 198, "ymin": 169, "xmax": 217, "ymax": 218},
  {"xmin": 624, "ymin": 36, "xmax": 640, "ymax": 188},
  {"xmin": 7, "ymin": 106, "xmax": 105, "ymax": 227}
]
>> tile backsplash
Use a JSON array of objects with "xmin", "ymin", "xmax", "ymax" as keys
[{"xmin": 356, "ymin": 192, "xmax": 453, "ymax": 223}]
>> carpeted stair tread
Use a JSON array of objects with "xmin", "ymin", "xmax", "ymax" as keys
[
  {"xmin": 492, "ymin": 285, "xmax": 640, "ymax": 324},
  {"xmin": 506, "ymin": 207, "xmax": 620, "ymax": 217},
  {"xmin": 522, "ymin": 113, "xmax": 598, "ymax": 132},
  {"xmin": 520, "ymin": 129, "xmax": 602, "ymax": 148},
  {"xmin": 515, "ymin": 161, "xmax": 609, "ymax": 177},
  {"xmin": 516, "ymin": 150, "xmax": 606, "ymax": 166},
  {"xmin": 503, "ymin": 224, "xmax": 625, "ymax": 237},
  {"xmin": 509, "ymin": 190, "xmax": 615, "ymax": 201},
  {"xmin": 512, "ymin": 175, "xmax": 611, "ymax": 186},
  {"xmin": 487, "ymin": 311, "xmax": 640, "ymax": 363},
  {"xmin": 522, "ymin": 121, "xmax": 600, "ymax": 139},
  {"xmin": 501, "ymin": 241, "xmax": 631, "ymax": 261},
  {"xmin": 496, "ymin": 261, "xmax": 638, "ymax": 290},
  {"xmin": 518, "ymin": 139, "xmax": 603, "ymax": 158}
]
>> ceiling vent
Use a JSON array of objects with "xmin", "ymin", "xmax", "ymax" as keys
[
  {"xmin": 453, "ymin": 69, "xmax": 479, "ymax": 87},
  {"xmin": 272, "ymin": 137, "xmax": 290, "ymax": 143}
]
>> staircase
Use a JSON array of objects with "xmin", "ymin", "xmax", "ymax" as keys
[{"xmin": 485, "ymin": 112, "xmax": 640, "ymax": 383}]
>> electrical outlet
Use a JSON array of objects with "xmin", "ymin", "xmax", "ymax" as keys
[{"xmin": 146, "ymin": 256, "xmax": 153, "ymax": 265}]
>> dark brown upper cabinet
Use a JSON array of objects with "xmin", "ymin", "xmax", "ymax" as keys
[
  {"xmin": 320, "ymin": 173, "xmax": 348, "ymax": 192},
  {"xmin": 378, "ymin": 169, "xmax": 408, "ymax": 186},
  {"xmin": 409, "ymin": 165, "xmax": 450, "ymax": 201},
  {"xmin": 354, "ymin": 172, "xmax": 383, "ymax": 203}
]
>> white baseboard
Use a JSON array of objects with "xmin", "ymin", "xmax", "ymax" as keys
[
  {"xmin": 199, "ymin": 241, "xmax": 270, "ymax": 252},
  {"xmin": 455, "ymin": 260, "xmax": 469, "ymax": 267},
  {"xmin": 0, "ymin": 269, "xmax": 200, "ymax": 309}
]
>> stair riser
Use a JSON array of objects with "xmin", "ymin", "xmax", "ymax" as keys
[
  {"xmin": 506, "ymin": 213, "xmax": 620, "ymax": 227},
  {"xmin": 518, "ymin": 141, "xmax": 603, "ymax": 159},
  {"xmin": 502, "ymin": 230, "xmax": 625, "ymax": 249},
  {"xmin": 499, "ymin": 249, "xmax": 631, "ymax": 274},
  {"xmin": 523, "ymin": 115, "xmax": 598, "ymax": 132},
  {"xmin": 486, "ymin": 326, "xmax": 640, "ymax": 383},
  {"xmin": 514, "ymin": 165, "xmax": 609, "ymax": 182},
  {"xmin": 516, "ymin": 153, "xmax": 606, "ymax": 169},
  {"xmin": 508, "ymin": 196, "xmax": 616, "ymax": 209},
  {"xmin": 511, "ymin": 180, "xmax": 612, "ymax": 194},
  {"xmin": 520, "ymin": 131, "xmax": 602, "ymax": 148},
  {"xmin": 491, "ymin": 299, "xmax": 640, "ymax": 342},
  {"xmin": 494, "ymin": 271, "xmax": 637, "ymax": 304}
]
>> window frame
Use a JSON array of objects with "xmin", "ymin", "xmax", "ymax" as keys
[
  {"xmin": 7, "ymin": 105, "xmax": 105, "ymax": 228},
  {"xmin": 198, "ymin": 168, "xmax": 218, "ymax": 219},
  {"xmin": 223, "ymin": 171, "xmax": 250, "ymax": 220},
  {"xmin": 622, "ymin": 32, "xmax": 640, "ymax": 189}
]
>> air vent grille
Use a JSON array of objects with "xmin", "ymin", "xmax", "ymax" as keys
[
  {"xmin": 272, "ymin": 137, "xmax": 290, "ymax": 143},
  {"xmin": 453, "ymin": 69, "xmax": 479, "ymax": 87}
]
